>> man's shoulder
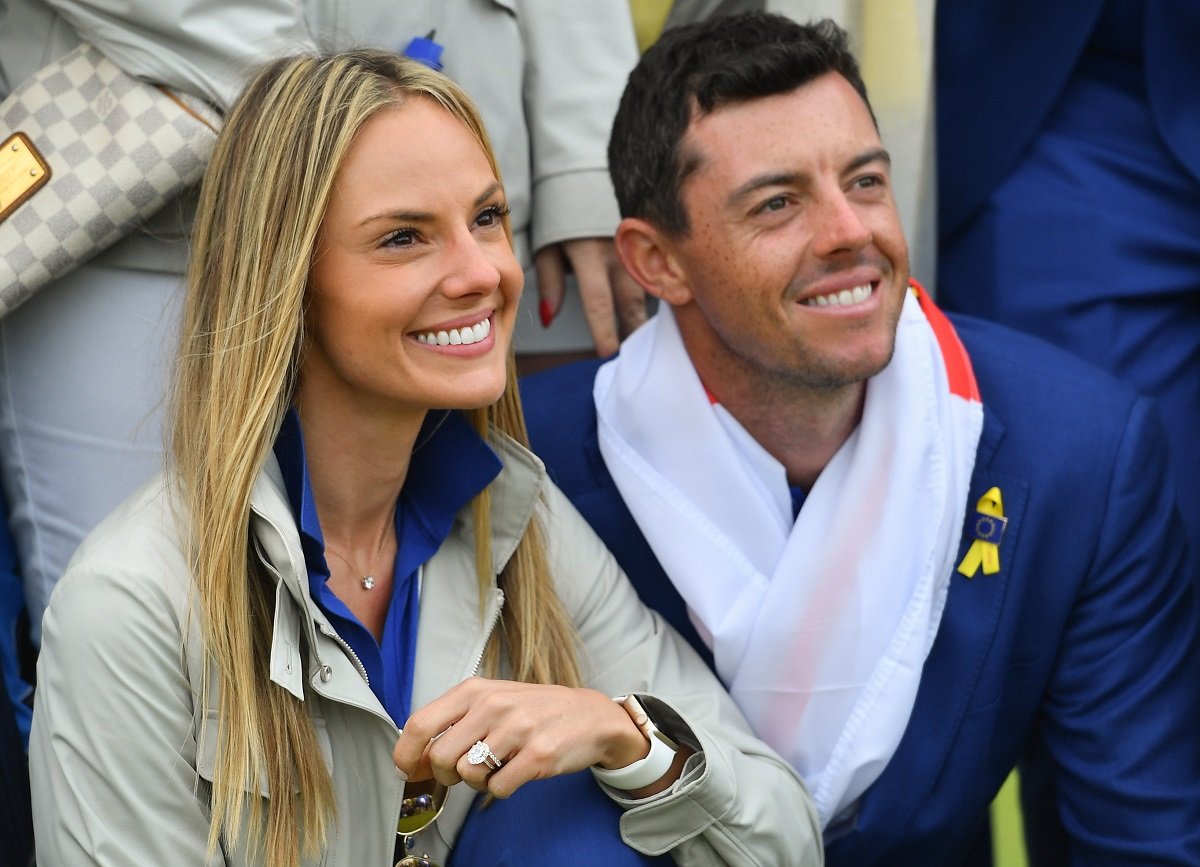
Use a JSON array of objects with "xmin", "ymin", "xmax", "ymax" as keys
[
  {"xmin": 950, "ymin": 312, "xmax": 1140, "ymax": 425},
  {"xmin": 520, "ymin": 357, "xmax": 606, "ymax": 431},
  {"xmin": 519, "ymin": 357, "xmax": 609, "ymax": 494},
  {"xmin": 950, "ymin": 313, "xmax": 1167, "ymax": 528}
]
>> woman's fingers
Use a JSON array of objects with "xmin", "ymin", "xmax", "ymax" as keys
[
  {"xmin": 393, "ymin": 680, "xmax": 476, "ymax": 781},
  {"xmin": 396, "ymin": 679, "xmax": 638, "ymax": 794}
]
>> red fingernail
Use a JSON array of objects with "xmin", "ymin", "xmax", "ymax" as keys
[{"xmin": 539, "ymin": 299, "xmax": 556, "ymax": 328}]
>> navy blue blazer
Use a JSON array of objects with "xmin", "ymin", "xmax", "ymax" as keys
[
  {"xmin": 521, "ymin": 315, "xmax": 1200, "ymax": 865},
  {"xmin": 936, "ymin": 0, "xmax": 1200, "ymax": 240}
]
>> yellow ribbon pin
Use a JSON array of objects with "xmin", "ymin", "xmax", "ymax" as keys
[{"xmin": 957, "ymin": 486, "xmax": 1006, "ymax": 578}]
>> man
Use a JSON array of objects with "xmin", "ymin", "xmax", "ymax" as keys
[{"xmin": 521, "ymin": 13, "xmax": 1200, "ymax": 865}]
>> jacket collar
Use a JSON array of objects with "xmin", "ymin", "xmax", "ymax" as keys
[
  {"xmin": 834, "ymin": 401, "xmax": 1032, "ymax": 847},
  {"xmin": 584, "ymin": 385, "xmax": 1032, "ymax": 850},
  {"xmin": 248, "ymin": 425, "xmax": 547, "ymax": 702},
  {"xmin": 476, "ymin": 428, "xmax": 546, "ymax": 576},
  {"xmin": 409, "ymin": 428, "xmax": 547, "ymax": 711},
  {"xmin": 249, "ymin": 455, "xmax": 324, "ymax": 699}
]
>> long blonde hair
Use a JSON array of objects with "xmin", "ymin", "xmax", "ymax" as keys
[{"xmin": 170, "ymin": 50, "xmax": 580, "ymax": 867}]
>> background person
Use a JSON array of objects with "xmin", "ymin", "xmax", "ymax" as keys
[
  {"xmin": 936, "ymin": 0, "xmax": 1200, "ymax": 569},
  {"xmin": 0, "ymin": 0, "xmax": 642, "ymax": 652},
  {"xmin": 935, "ymin": 2, "xmax": 1200, "ymax": 860}
]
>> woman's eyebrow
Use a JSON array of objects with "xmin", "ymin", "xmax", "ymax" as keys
[{"xmin": 358, "ymin": 181, "xmax": 504, "ymax": 228}]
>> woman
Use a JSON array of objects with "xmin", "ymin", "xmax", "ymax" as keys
[{"xmin": 27, "ymin": 51, "xmax": 818, "ymax": 867}]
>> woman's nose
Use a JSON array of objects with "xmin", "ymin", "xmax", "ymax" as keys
[{"xmin": 440, "ymin": 232, "xmax": 502, "ymax": 298}]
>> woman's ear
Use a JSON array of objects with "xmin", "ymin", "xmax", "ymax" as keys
[{"xmin": 613, "ymin": 218, "xmax": 694, "ymax": 307}]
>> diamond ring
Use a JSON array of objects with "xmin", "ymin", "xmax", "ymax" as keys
[{"xmin": 466, "ymin": 740, "xmax": 502, "ymax": 771}]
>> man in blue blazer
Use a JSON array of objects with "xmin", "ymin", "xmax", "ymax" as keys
[{"xmin": 521, "ymin": 13, "xmax": 1199, "ymax": 865}]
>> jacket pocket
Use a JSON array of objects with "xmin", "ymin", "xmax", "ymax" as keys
[{"xmin": 196, "ymin": 712, "xmax": 333, "ymax": 797}]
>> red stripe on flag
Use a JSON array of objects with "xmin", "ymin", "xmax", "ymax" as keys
[{"xmin": 912, "ymin": 281, "xmax": 980, "ymax": 402}]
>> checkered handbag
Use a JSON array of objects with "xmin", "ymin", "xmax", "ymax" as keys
[{"xmin": 0, "ymin": 41, "xmax": 220, "ymax": 318}]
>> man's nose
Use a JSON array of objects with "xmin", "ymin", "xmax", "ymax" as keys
[{"xmin": 812, "ymin": 191, "xmax": 872, "ymax": 257}]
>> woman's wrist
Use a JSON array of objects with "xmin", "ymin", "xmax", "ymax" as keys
[
  {"xmin": 592, "ymin": 695, "xmax": 681, "ymax": 792},
  {"xmin": 595, "ymin": 694, "xmax": 653, "ymax": 771}
]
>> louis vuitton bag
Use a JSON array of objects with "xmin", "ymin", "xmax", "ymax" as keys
[{"xmin": 0, "ymin": 41, "xmax": 220, "ymax": 317}]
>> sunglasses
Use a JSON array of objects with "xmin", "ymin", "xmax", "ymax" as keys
[{"xmin": 395, "ymin": 780, "xmax": 448, "ymax": 867}]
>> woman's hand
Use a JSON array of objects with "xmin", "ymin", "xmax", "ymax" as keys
[{"xmin": 392, "ymin": 677, "xmax": 662, "ymax": 798}]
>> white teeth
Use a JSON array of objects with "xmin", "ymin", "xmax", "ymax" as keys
[
  {"xmin": 803, "ymin": 284, "xmax": 872, "ymax": 307},
  {"xmin": 416, "ymin": 316, "xmax": 491, "ymax": 346}
]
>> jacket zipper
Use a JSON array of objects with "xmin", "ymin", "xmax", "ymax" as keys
[
  {"xmin": 402, "ymin": 586, "xmax": 504, "ymax": 857},
  {"xmin": 316, "ymin": 622, "xmax": 369, "ymax": 686},
  {"xmin": 467, "ymin": 587, "xmax": 505, "ymax": 677},
  {"xmin": 315, "ymin": 570, "xmax": 504, "ymax": 687},
  {"xmin": 251, "ymin": 509, "xmax": 372, "ymax": 688}
]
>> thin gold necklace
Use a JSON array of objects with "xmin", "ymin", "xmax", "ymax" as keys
[{"xmin": 324, "ymin": 507, "xmax": 396, "ymax": 591}]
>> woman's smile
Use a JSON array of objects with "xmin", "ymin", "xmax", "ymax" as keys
[{"xmin": 413, "ymin": 312, "xmax": 493, "ymax": 348}]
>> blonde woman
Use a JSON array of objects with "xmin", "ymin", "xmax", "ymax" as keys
[{"xmin": 26, "ymin": 51, "xmax": 818, "ymax": 867}]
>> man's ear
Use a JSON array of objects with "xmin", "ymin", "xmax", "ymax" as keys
[{"xmin": 614, "ymin": 217, "xmax": 694, "ymax": 307}]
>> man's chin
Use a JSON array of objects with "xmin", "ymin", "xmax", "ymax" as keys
[{"xmin": 807, "ymin": 344, "xmax": 898, "ymax": 391}]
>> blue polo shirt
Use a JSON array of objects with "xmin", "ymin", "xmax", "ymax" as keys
[
  {"xmin": 789, "ymin": 486, "xmax": 807, "ymax": 520},
  {"xmin": 273, "ymin": 409, "xmax": 501, "ymax": 725}
]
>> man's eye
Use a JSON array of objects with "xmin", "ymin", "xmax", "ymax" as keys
[{"xmin": 757, "ymin": 196, "xmax": 788, "ymax": 214}]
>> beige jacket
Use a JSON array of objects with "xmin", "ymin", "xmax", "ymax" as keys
[{"xmin": 29, "ymin": 428, "xmax": 820, "ymax": 866}]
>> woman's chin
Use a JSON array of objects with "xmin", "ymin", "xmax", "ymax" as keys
[{"xmin": 433, "ymin": 377, "xmax": 508, "ymax": 413}]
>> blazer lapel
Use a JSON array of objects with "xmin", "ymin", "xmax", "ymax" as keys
[{"xmin": 846, "ymin": 403, "xmax": 1029, "ymax": 842}]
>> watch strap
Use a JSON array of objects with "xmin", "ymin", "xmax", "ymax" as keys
[{"xmin": 591, "ymin": 695, "xmax": 679, "ymax": 790}]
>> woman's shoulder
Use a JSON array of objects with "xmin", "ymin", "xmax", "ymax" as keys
[{"xmin": 48, "ymin": 475, "xmax": 193, "ymax": 644}]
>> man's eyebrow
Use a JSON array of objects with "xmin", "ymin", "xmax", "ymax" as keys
[
  {"xmin": 724, "ymin": 148, "xmax": 893, "ymax": 210},
  {"xmin": 358, "ymin": 182, "xmax": 504, "ymax": 228},
  {"xmin": 847, "ymin": 147, "xmax": 891, "ymax": 174},
  {"xmin": 726, "ymin": 171, "xmax": 806, "ymax": 209}
]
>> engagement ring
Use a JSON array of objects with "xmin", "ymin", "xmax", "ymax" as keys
[{"xmin": 466, "ymin": 740, "xmax": 502, "ymax": 771}]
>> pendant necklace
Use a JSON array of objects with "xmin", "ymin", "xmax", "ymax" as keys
[{"xmin": 324, "ymin": 507, "xmax": 396, "ymax": 591}]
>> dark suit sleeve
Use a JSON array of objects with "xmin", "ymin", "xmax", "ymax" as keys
[{"xmin": 1039, "ymin": 396, "xmax": 1200, "ymax": 863}]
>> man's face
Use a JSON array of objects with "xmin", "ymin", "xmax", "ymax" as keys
[{"xmin": 665, "ymin": 72, "xmax": 909, "ymax": 398}]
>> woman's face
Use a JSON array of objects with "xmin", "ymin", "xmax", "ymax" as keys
[{"xmin": 303, "ymin": 97, "xmax": 522, "ymax": 426}]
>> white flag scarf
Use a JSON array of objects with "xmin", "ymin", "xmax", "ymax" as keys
[{"xmin": 595, "ymin": 285, "xmax": 983, "ymax": 827}]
